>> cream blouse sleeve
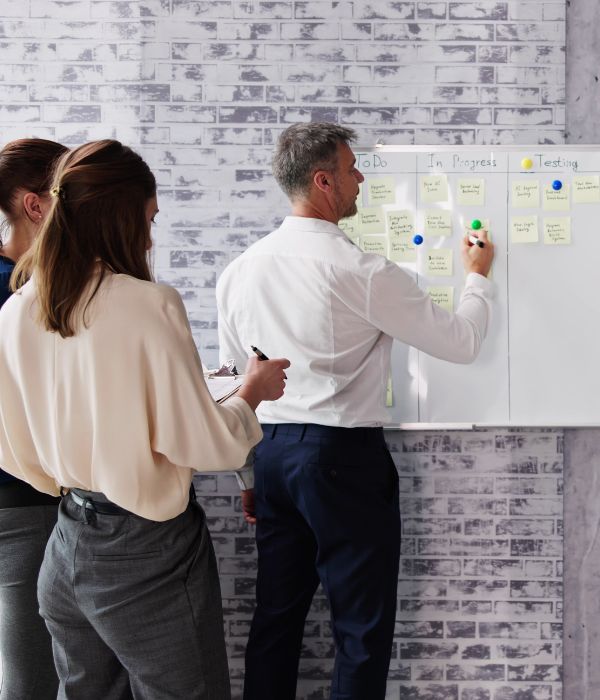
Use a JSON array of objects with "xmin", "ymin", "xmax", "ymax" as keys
[{"xmin": 147, "ymin": 285, "xmax": 263, "ymax": 472}]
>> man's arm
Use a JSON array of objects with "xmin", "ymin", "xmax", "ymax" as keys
[{"xmin": 367, "ymin": 230, "xmax": 494, "ymax": 363}]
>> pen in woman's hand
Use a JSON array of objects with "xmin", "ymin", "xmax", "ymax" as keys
[
  {"xmin": 251, "ymin": 345, "xmax": 287, "ymax": 378},
  {"xmin": 251, "ymin": 345, "xmax": 269, "ymax": 361}
]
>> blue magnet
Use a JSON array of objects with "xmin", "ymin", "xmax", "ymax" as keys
[
  {"xmin": 552, "ymin": 179, "xmax": 563, "ymax": 191},
  {"xmin": 413, "ymin": 234, "xmax": 424, "ymax": 245}
]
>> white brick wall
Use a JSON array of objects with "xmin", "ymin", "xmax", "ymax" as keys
[{"xmin": 0, "ymin": 2, "xmax": 565, "ymax": 698}]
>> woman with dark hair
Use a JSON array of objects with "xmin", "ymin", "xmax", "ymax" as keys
[
  {"xmin": 0, "ymin": 139, "xmax": 289, "ymax": 699},
  {"xmin": 0, "ymin": 137, "xmax": 67, "ymax": 699}
]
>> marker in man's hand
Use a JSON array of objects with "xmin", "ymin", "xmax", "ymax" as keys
[{"xmin": 468, "ymin": 234, "xmax": 485, "ymax": 248}]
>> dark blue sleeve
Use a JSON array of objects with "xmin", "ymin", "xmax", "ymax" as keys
[
  {"xmin": 0, "ymin": 261, "xmax": 17, "ymax": 484},
  {"xmin": 0, "ymin": 263, "xmax": 15, "ymax": 309}
]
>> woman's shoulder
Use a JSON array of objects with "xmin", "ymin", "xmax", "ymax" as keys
[
  {"xmin": 108, "ymin": 274, "xmax": 182, "ymax": 306},
  {"xmin": 101, "ymin": 274, "xmax": 185, "ymax": 325}
]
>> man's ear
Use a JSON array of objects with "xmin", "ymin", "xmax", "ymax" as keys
[
  {"xmin": 313, "ymin": 169, "xmax": 332, "ymax": 194},
  {"xmin": 22, "ymin": 192, "xmax": 43, "ymax": 224}
]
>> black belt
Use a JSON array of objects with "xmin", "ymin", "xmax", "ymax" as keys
[
  {"xmin": 261, "ymin": 423, "xmax": 384, "ymax": 443},
  {"xmin": 68, "ymin": 485, "xmax": 197, "ymax": 516},
  {"xmin": 0, "ymin": 480, "xmax": 61, "ymax": 509},
  {"xmin": 69, "ymin": 489, "xmax": 130, "ymax": 516}
]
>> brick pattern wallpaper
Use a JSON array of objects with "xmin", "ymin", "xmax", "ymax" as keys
[
  {"xmin": 196, "ymin": 428, "xmax": 563, "ymax": 700},
  {"xmin": 0, "ymin": 2, "xmax": 565, "ymax": 699}
]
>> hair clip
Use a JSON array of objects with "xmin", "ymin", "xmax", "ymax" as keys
[{"xmin": 50, "ymin": 185, "xmax": 63, "ymax": 199}]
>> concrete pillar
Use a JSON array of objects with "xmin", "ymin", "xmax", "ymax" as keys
[
  {"xmin": 566, "ymin": 0, "xmax": 600, "ymax": 142},
  {"xmin": 564, "ymin": 430, "xmax": 600, "ymax": 698},
  {"xmin": 564, "ymin": 3, "xmax": 600, "ymax": 697}
]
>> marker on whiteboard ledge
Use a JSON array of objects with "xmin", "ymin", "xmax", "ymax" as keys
[{"xmin": 468, "ymin": 234, "xmax": 485, "ymax": 249}]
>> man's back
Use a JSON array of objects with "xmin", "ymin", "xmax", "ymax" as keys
[
  {"xmin": 218, "ymin": 216, "xmax": 397, "ymax": 426},
  {"xmin": 218, "ymin": 215, "xmax": 491, "ymax": 427}
]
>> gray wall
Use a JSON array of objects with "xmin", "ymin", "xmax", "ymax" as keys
[
  {"xmin": 562, "ymin": 3, "xmax": 600, "ymax": 698},
  {"xmin": 0, "ymin": 2, "xmax": 568, "ymax": 699}
]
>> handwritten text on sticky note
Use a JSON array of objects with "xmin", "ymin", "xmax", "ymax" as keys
[
  {"xmin": 457, "ymin": 179, "xmax": 485, "ymax": 206},
  {"xmin": 420, "ymin": 175, "xmax": 448, "ymax": 203},
  {"xmin": 389, "ymin": 236, "xmax": 417, "ymax": 263},
  {"xmin": 544, "ymin": 217, "xmax": 571, "ymax": 245},
  {"xmin": 512, "ymin": 180, "xmax": 539, "ymax": 208},
  {"xmin": 424, "ymin": 210, "xmax": 452, "ymax": 237},
  {"xmin": 426, "ymin": 249, "xmax": 453, "ymax": 276},
  {"xmin": 427, "ymin": 286, "xmax": 454, "ymax": 312},
  {"xmin": 361, "ymin": 235, "xmax": 388, "ymax": 256},
  {"xmin": 368, "ymin": 177, "xmax": 396, "ymax": 205},
  {"xmin": 511, "ymin": 215, "xmax": 539, "ymax": 243},
  {"xmin": 358, "ymin": 207, "xmax": 385, "ymax": 235},
  {"xmin": 386, "ymin": 210, "xmax": 414, "ymax": 239},
  {"xmin": 543, "ymin": 184, "xmax": 570, "ymax": 211},
  {"xmin": 573, "ymin": 176, "xmax": 600, "ymax": 204}
]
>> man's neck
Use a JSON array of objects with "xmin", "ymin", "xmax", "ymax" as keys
[{"xmin": 291, "ymin": 201, "xmax": 338, "ymax": 225}]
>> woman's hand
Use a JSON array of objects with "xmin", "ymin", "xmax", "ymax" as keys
[{"xmin": 237, "ymin": 356, "xmax": 290, "ymax": 411}]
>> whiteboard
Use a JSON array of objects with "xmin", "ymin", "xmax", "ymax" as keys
[{"xmin": 350, "ymin": 146, "xmax": 600, "ymax": 427}]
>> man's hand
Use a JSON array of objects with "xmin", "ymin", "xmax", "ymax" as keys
[
  {"xmin": 241, "ymin": 488, "xmax": 256, "ymax": 525},
  {"xmin": 461, "ymin": 228, "xmax": 494, "ymax": 277}
]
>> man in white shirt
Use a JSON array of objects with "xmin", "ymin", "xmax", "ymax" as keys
[{"xmin": 217, "ymin": 123, "xmax": 494, "ymax": 700}]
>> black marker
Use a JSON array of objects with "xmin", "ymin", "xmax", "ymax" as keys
[
  {"xmin": 251, "ymin": 345, "xmax": 287, "ymax": 378},
  {"xmin": 468, "ymin": 234, "xmax": 485, "ymax": 249},
  {"xmin": 251, "ymin": 345, "xmax": 269, "ymax": 361}
]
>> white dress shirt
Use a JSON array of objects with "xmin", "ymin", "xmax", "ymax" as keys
[
  {"xmin": 217, "ymin": 215, "xmax": 493, "ymax": 429},
  {"xmin": 0, "ymin": 271, "xmax": 262, "ymax": 521}
]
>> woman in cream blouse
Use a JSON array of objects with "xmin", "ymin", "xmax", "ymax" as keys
[{"xmin": 0, "ymin": 139, "xmax": 289, "ymax": 700}]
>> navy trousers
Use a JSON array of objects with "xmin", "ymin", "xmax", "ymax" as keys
[{"xmin": 243, "ymin": 424, "xmax": 401, "ymax": 700}]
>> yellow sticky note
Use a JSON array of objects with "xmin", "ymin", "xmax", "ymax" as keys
[
  {"xmin": 386, "ymin": 375, "xmax": 393, "ymax": 408},
  {"xmin": 426, "ymin": 249, "xmax": 453, "ymax": 276},
  {"xmin": 457, "ymin": 179, "xmax": 485, "ymax": 206},
  {"xmin": 420, "ymin": 175, "xmax": 448, "ymax": 203},
  {"xmin": 424, "ymin": 210, "xmax": 452, "ymax": 237},
  {"xmin": 544, "ymin": 217, "xmax": 571, "ymax": 245},
  {"xmin": 511, "ymin": 215, "xmax": 539, "ymax": 243},
  {"xmin": 573, "ymin": 176, "xmax": 600, "ymax": 203},
  {"xmin": 338, "ymin": 215, "xmax": 358, "ymax": 238},
  {"xmin": 358, "ymin": 207, "xmax": 385, "ymax": 235},
  {"xmin": 368, "ymin": 177, "xmax": 396, "ymax": 205},
  {"xmin": 389, "ymin": 235, "xmax": 417, "ymax": 263},
  {"xmin": 361, "ymin": 235, "xmax": 388, "ymax": 256},
  {"xmin": 427, "ymin": 286, "xmax": 454, "ymax": 312},
  {"xmin": 386, "ymin": 210, "xmax": 414, "ymax": 239},
  {"xmin": 512, "ymin": 180, "xmax": 540, "ymax": 208},
  {"xmin": 543, "ymin": 184, "xmax": 570, "ymax": 211}
]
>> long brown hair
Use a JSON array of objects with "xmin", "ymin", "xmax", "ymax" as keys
[
  {"xmin": 0, "ymin": 138, "xmax": 67, "ymax": 242},
  {"xmin": 12, "ymin": 140, "xmax": 157, "ymax": 338}
]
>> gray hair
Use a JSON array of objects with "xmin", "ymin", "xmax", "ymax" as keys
[{"xmin": 272, "ymin": 122, "xmax": 357, "ymax": 200}]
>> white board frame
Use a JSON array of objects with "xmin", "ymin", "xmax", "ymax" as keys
[{"xmin": 354, "ymin": 145, "xmax": 600, "ymax": 428}]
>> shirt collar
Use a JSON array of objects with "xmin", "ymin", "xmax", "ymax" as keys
[{"xmin": 279, "ymin": 216, "xmax": 348, "ymax": 239}]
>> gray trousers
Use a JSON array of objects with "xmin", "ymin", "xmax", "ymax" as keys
[
  {"xmin": 38, "ymin": 492, "xmax": 231, "ymax": 700},
  {"xmin": 0, "ymin": 505, "xmax": 59, "ymax": 699}
]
